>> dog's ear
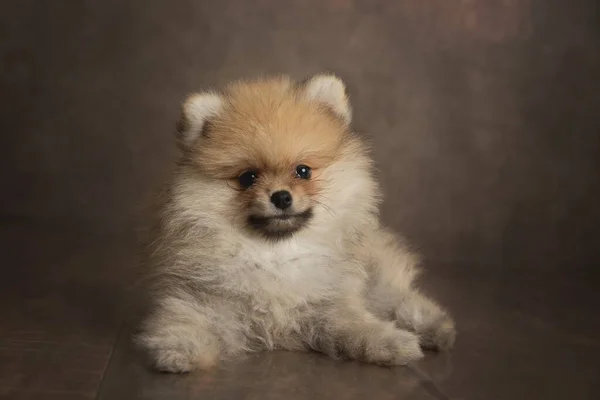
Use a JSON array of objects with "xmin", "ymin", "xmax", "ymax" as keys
[
  {"xmin": 176, "ymin": 92, "xmax": 223, "ymax": 150},
  {"xmin": 301, "ymin": 74, "xmax": 351, "ymax": 125}
]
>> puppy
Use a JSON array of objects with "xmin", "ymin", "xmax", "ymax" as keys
[{"xmin": 135, "ymin": 74, "xmax": 455, "ymax": 373}]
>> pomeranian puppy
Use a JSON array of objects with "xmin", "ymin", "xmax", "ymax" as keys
[{"xmin": 135, "ymin": 74, "xmax": 455, "ymax": 373}]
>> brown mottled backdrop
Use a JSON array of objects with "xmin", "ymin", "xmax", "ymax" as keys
[{"xmin": 1, "ymin": 1, "xmax": 599, "ymax": 399}]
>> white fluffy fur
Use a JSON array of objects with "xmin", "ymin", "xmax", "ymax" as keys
[{"xmin": 135, "ymin": 75, "xmax": 455, "ymax": 373}]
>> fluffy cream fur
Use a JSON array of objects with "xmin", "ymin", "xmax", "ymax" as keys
[{"xmin": 135, "ymin": 74, "xmax": 455, "ymax": 373}]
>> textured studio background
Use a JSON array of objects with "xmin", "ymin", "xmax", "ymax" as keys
[{"xmin": 2, "ymin": 1, "xmax": 599, "ymax": 272}]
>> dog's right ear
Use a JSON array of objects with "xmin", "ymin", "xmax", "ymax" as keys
[
  {"xmin": 300, "ymin": 74, "xmax": 351, "ymax": 125},
  {"xmin": 176, "ymin": 92, "xmax": 223, "ymax": 150}
]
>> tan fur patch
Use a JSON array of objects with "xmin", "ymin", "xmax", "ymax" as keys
[{"xmin": 191, "ymin": 77, "xmax": 349, "ymax": 180}]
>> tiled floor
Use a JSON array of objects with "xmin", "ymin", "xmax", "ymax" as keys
[{"xmin": 1, "ymin": 1, "xmax": 599, "ymax": 399}]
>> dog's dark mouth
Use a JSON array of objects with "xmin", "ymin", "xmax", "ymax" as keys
[
  {"xmin": 270, "ymin": 214, "xmax": 294, "ymax": 220},
  {"xmin": 247, "ymin": 208, "xmax": 314, "ymax": 240}
]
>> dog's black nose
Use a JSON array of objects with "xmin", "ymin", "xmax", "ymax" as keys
[{"xmin": 270, "ymin": 190, "xmax": 293, "ymax": 210}]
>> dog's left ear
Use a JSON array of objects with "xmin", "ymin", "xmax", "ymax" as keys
[
  {"xmin": 301, "ymin": 74, "xmax": 352, "ymax": 125},
  {"xmin": 175, "ymin": 92, "xmax": 223, "ymax": 151}
]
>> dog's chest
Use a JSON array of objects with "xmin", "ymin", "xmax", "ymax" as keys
[{"xmin": 225, "ymin": 240, "xmax": 341, "ymax": 310}]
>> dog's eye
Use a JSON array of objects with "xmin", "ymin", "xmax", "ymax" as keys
[
  {"xmin": 295, "ymin": 165, "xmax": 312, "ymax": 180},
  {"xmin": 238, "ymin": 170, "xmax": 258, "ymax": 188}
]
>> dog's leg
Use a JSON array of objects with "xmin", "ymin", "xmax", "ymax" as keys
[
  {"xmin": 135, "ymin": 296, "xmax": 224, "ymax": 373},
  {"xmin": 306, "ymin": 298, "xmax": 424, "ymax": 365}
]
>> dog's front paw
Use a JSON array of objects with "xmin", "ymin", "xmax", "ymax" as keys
[
  {"xmin": 418, "ymin": 315, "xmax": 456, "ymax": 351},
  {"xmin": 135, "ymin": 331, "xmax": 220, "ymax": 373},
  {"xmin": 363, "ymin": 327, "xmax": 424, "ymax": 365},
  {"xmin": 153, "ymin": 347, "xmax": 198, "ymax": 373}
]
